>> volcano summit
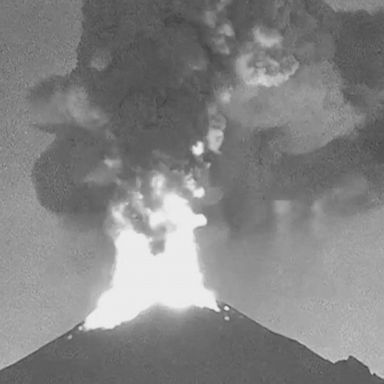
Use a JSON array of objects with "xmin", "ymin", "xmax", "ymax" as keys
[{"xmin": 0, "ymin": 303, "xmax": 382, "ymax": 384}]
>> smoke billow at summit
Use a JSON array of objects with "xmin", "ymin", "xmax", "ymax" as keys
[{"xmin": 28, "ymin": 0, "xmax": 384, "ymax": 325}]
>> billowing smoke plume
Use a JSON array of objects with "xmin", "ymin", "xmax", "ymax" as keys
[
  {"xmin": 226, "ymin": 61, "xmax": 363, "ymax": 155},
  {"xmin": 216, "ymin": 2, "xmax": 384, "ymax": 232},
  {"xmin": 29, "ymin": 0, "xmax": 384, "ymax": 234}
]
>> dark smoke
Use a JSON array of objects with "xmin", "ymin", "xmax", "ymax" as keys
[
  {"xmin": 29, "ymin": 0, "xmax": 384, "ymax": 235},
  {"xmin": 219, "ymin": 3, "xmax": 384, "ymax": 232}
]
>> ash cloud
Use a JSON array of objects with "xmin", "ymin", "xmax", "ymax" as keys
[
  {"xmin": 216, "ymin": 1, "xmax": 384, "ymax": 232},
  {"xmin": 29, "ymin": 0, "xmax": 384, "ymax": 234},
  {"xmin": 225, "ymin": 60, "xmax": 363, "ymax": 155}
]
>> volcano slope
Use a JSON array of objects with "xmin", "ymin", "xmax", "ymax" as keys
[{"xmin": 0, "ymin": 304, "xmax": 382, "ymax": 384}]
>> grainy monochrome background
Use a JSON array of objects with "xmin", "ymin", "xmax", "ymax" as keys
[{"xmin": 1, "ymin": 0, "xmax": 384, "ymax": 377}]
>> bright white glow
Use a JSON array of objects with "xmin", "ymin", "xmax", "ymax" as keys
[
  {"xmin": 193, "ymin": 187, "xmax": 206, "ymax": 199},
  {"xmin": 184, "ymin": 174, "xmax": 206, "ymax": 198},
  {"xmin": 206, "ymin": 128, "xmax": 225, "ymax": 154},
  {"xmin": 192, "ymin": 141, "xmax": 205, "ymax": 157},
  {"xmin": 84, "ymin": 183, "xmax": 219, "ymax": 330}
]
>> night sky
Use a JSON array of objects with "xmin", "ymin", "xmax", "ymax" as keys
[{"xmin": 1, "ymin": 0, "xmax": 384, "ymax": 377}]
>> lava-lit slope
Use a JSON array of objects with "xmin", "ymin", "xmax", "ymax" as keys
[{"xmin": 1, "ymin": 304, "xmax": 382, "ymax": 384}]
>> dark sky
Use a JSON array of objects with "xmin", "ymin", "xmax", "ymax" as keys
[{"xmin": 1, "ymin": 0, "xmax": 384, "ymax": 378}]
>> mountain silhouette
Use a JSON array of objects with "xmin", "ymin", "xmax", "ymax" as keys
[{"xmin": 0, "ymin": 303, "xmax": 382, "ymax": 383}]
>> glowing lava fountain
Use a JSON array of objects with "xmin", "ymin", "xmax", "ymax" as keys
[{"xmin": 84, "ymin": 175, "xmax": 219, "ymax": 330}]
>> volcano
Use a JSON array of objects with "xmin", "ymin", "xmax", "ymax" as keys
[{"xmin": 0, "ymin": 303, "xmax": 382, "ymax": 384}]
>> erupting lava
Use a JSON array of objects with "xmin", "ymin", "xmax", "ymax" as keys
[{"xmin": 84, "ymin": 173, "xmax": 219, "ymax": 330}]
